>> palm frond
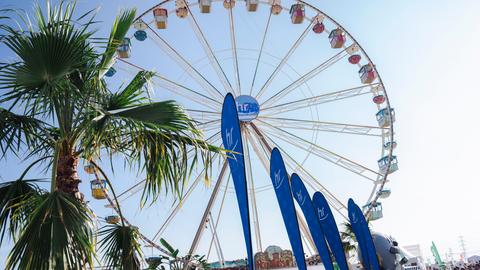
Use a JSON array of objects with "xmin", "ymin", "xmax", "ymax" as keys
[
  {"xmin": 98, "ymin": 224, "xmax": 143, "ymax": 270},
  {"xmin": 97, "ymin": 8, "xmax": 136, "ymax": 78},
  {"xmin": 0, "ymin": 179, "xmax": 40, "ymax": 245},
  {"xmin": 0, "ymin": 107, "xmax": 53, "ymax": 158},
  {"xmin": 0, "ymin": 2, "xmax": 96, "ymax": 116},
  {"xmin": 6, "ymin": 191, "xmax": 95, "ymax": 270},
  {"xmin": 106, "ymin": 70, "xmax": 154, "ymax": 110}
]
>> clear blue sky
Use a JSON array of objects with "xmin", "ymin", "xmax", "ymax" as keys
[{"xmin": 1, "ymin": 0, "xmax": 480, "ymax": 267}]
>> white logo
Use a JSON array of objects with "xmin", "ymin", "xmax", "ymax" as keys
[
  {"xmin": 274, "ymin": 170, "xmax": 284, "ymax": 189},
  {"xmin": 351, "ymin": 212, "xmax": 358, "ymax": 224},
  {"xmin": 318, "ymin": 207, "xmax": 329, "ymax": 221},
  {"xmin": 296, "ymin": 190, "xmax": 306, "ymax": 206},
  {"xmin": 225, "ymin": 127, "xmax": 234, "ymax": 148}
]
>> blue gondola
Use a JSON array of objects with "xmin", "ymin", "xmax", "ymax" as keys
[
  {"xmin": 117, "ymin": 37, "xmax": 131, "ymax": 58},
  {"xmin": 105, "ymin": 67, "xmax": 116, "ymax": 77},
  {"xmin": 378, "ymin": 188, "xmax": 391, "ymax": 199},
  {"xmin": 378, "ymin": 155, "xmax": 398, "ymax": 174},
  {"xmin": 363, "ymin": 202, "xmax": 383, "ymax": 221},
  {"xmin": 134, "ymin": 30, "xmax": 147, "ymax": 41},
  {"xmin": 376, "ymin": 108, "xmax": 395, "ymax": 127}
]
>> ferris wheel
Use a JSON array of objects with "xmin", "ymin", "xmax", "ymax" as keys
[{"xmin": 90, "ymin": 0, "xmax": 398, "ymax": 264}]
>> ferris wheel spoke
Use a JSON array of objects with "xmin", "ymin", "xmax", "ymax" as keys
[
  {"xmin": 256, "ymin": 117, "xmax": 385, "ymax": 137},
  {"xmin": 151, "ymin": 76, "xmax": 221, "ymax": 110},
  {"xmin": 184, "ymin": 1, "xmax": 235, "ymax": 95},
  {"xmin": 151, "ymin": 164, "xmax": 213, "ymax": 242},
  {"xmin": 255, "ymin": 21, "xmax": 314, "ymax": 100},
  {"xmin": 260, "ymin": 49, "xmax": 349, "ymax": 108},
  {"xmin": 261, "ymin": 83, "xmax": 380, "ymax": 116},
  {"xmin": 186, "ymin": 109, "xmax": 221, "ymax": 122},
  {"xmin": 207, "ymin": 175, "xmax": 230, "ymax": 261},
  {"xmin": 258, "ymin": 121, "xmax": 382, "ymax": 183},
  {"xmin": 248, "ymin": 125, "xmax": 348, "ymax": 216},
  {"xmin": 228, "ymin": 7, "xmax": 241, "ymax": 95},
  {"xmin": 242, "ymin": 128, "xmax": 263, "ymax": 252},
  {"xmin": 146, "ymin": 25, "xmax": 224, "ymax": 100},
  {"xmin": 249, "ymin": 12, "xmax": 272, "ymax": 96},
  {"xmin": 188, "ymin": 160, "xmax": 229, "ymax": 255}
]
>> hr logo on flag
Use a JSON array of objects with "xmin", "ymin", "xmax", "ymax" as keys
[
  {"xmin": 274, "ymin": 170, "xmax": 284, "ymax": 189},
  {"xmin": 318, "ymin": 207, "xmax": 329, "ymax": 221},
  {"xmin": 296, "ymin": 190, "xmax": 306, "ymax": 206}
]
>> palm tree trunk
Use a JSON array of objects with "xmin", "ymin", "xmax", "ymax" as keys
[{"xmin": 55, "ymin": 145, "xmax": 82, "ymax": 199}]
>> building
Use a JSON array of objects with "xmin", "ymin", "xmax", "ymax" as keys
[
  {"xmin": 254, "ymin": 245, "xmax": 295, "ymax": 269},
  {"xmin": 402, "ymin": 244, "xmax": 426, "ymax": 269}
]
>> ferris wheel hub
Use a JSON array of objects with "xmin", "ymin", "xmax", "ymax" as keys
[{"xmin": 235, "ymin": 95, "xmax": 260, "ymax": 122}]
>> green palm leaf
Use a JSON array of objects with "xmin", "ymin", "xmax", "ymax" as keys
[
  {"xmin": 98, "ymin": 224, "xmax": 143, "ymax": 270},
  {"xmin": 98, "ymin": 8, "xmax": 136, "ymax": 77},
  {"xmin": 6, "ymin": 191, "xmax": 95, "ymax": 270},
  {"xmin": 0, "ymin": 179, "xmax": 40, "ymax": 245},
  {"xmin": 0, "ymin": 108, "xmax": 53, "ymax": 158}
]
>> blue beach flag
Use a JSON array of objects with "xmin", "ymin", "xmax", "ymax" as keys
[
  {"xmin": 312, "ymin": 192, "xmax": 349, "ymax": 270},
  {"xmin": 348, "ymin": 199, "xmax": 370, "ymax": 270},
  {"xmin": 221, "ymin": 93, "xmax": 254, "ymax": 270},
  {"xmin": 348, "ymin": 199, "xmax": 380, "ymax": 270},
  {"xmin": 269, "ymin": 148, "xmax": 307, "ymax": 270},
  {"xmin": 291, "ymin": 173, "xmax": 334, "ymax": 270}
]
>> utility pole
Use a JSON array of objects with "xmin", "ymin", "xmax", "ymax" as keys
[{"xmin": 458, "ymin": 236, "xmax": 467, "ymax": 262}]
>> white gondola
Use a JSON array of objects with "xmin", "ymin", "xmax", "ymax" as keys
[
  {"xmin": 289, "ymin": 4, "xmax": 305, "ymax": 24},
  {"xmin": 378, "ymin": 155, "xmax": 398, "ymax": 174},
  {"xmin": 378, "ymin": 188, "xmax": 391, "ymax": 199},
  {"xmin": 270, "ymin": 0, "xmax": 283, "ymax": 15},
  {"xmin": 376, "ymin": 108, "xmax": 395, "ymax": 127},
  {"xmin": 384, "ymin": 139, "xmax": 397, "ymax": 151},
  {"xmin": 199, "ymin": 0, "xmax": 212, "ymax": 13},
  {"xmin": 246, "ymin": 0, "xmax": 259, "ymax": 11},
  {"xmin": 223, "ymin": 0, "xmax": 235, "ymax": 9},
  {"xmin": 116, "ymin": 38, "xmax": 131, "ymax": 58},
  {"xmin": 153, "ymin": 8, "xmax": 168, "ymax": 29},
  {"xmin": 359, "ymin": 63, "xmax": 377, "ymax": 84},
  {"xmin": 363, "ymin": 202, "xmax": 383, "ymax": 221}
]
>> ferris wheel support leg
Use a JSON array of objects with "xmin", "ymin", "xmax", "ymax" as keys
[
  {"xmin": 249, "ymin": 123, "xmax": 317, "ymax": 253},
  {"xmin": 208, "ymin": 211, "xmax": 225, "ymax": 266},
  {"xmin": 188, "ymin": 160, "xmax": 228, "ymax": 256}
]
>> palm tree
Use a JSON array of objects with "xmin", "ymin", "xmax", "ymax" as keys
[
  {"xmin": 340, "ymin": 222, "xmax": 357, "ymax": 259},
  {"xmin": 0, "ymin": 1, "xmax": 217, "ymax": 269}
]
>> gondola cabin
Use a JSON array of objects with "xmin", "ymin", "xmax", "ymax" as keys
[
  {"xmin": 91, "ymin": 180, "xmax": 108, "ymax": 200},
  {"xmin": 133, "ymin": 20, "xmax": 148, "ymax": 41},
  {"xmin": 329, "ymin": 28, "xmax": 346, "ymax": 48},
  {"xmin": 134, "ymin": 30, "xmax": 147, "ymax": 41},
  {"xmin": 378, "ymin": 188, "xmax": 391, "ymax": 199},
  {"xmin": 116, "ymin": 38, "xmax": 131, "ymax": 58},
  {"xmin": 373, "ymin": 94, "xmax": 385, "ymax": 104},
  {"xmin": 146, "ymin": 257, "xmax": 163, "ymax": 268},
  {"xmin": 312, "ymin": 22, "xmax": 325, "ymax": 34},
  {"xmin": 153, "ymin": 8, "xmax": 168, "ymax": 29},
  {"xmin": 359, "ymin": 63, "xmax": 377, "ymax": 84},
  {"xmin": 271, "ymin": 3, "xmax": 282, "ymax": 15},
  {"xmin": 134, "ymin": 20, "xmax": 148, "ymax": 31},
  {"xmin": 289, "ymin": 4, "xmax": 305, "ymax": 24},
  {"xmin": 84, "ymin": 164, "xmax": 95, "ymax": 174},
  {"xmin": 378, "ymin": 155, "xmax": 398, "ymax": 174},
  {"xmin": 376, "ymin": 108, "xmax": 395, "ymax": 127},
  {"xmin": 223, "ymin": 0, "xmax": 235, "ymax": 9},
  {"xmin": 105, "ymin": 215, "xmax": 120, "ymax": 224},
  {"xmin": 246, "ymin": 0, "xmax": 259, "ymax": 11},
  {"xmin": 199, "ymin": 0, "xmax": 212, "ymax": 13},
  {"xmin": 348, "ymin": 54, "xmax": 361, "ymax": 64},
  {"xmin": 176, "ymin": 7, "xmax": 188, "ymax": 18},
  {"xmin": 105, "ymin": 67, "xmax": 116, "ymax": 77},
  {"xmin": 383, "ymin": 139, "xmax": 397, "ymax": 151},
  {"xmin": 363, "ymin": 202, "xmax": 383, "ymax": 221}
]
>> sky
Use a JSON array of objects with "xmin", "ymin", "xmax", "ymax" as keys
[{"xmin": 1, "ymin": 0, "xmax": 480, "ymax": 267}]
